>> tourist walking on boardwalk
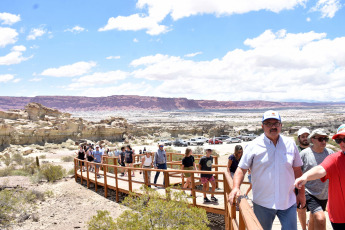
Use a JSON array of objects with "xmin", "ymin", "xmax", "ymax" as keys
[
  {"xmin": 295, "ymin": 124, "xmax": 345, "ymax": 230},
  {"xmin": 296, "ymin": 127, "xmax": 311, "ymax": 230},
  {"xmin": 141, "ymin": 151, "xmax": 153, "ymax": 187},
  {"xmin": 86, "ymin": 145, "xmax": 94, "ymax": 172},
  {"xmin": 181, "ymin": 148, "xmax": 197, "ymax": 196},
  {"xmin": 119, "ymin": 146, "xmax": 126, "ymax": 176},
  {"xmin": 93, "ymin": 145, "xmax": 103, "ymax": 178},
  {"xmin": 153, "ymin": 144, "xmax": 167, "ymax": 187},
  {"xmin": 229, "ymin": 110, "xmax": 305, "ymax": 230},
  {"xmin": 199, "ymin": 149, "xmax": 218, "ymax": 203},
  {"xmin": 299, "ymin": 129, "xmax": 333, "ymax": 230},
  {"xmin": 76, "ymin": 145, "xmax": 85, "ymax": 171},
  {"xmin": 227, "ymin": 145, "xmax": 243, "ymax": 178},
  {"xmin": 125, "ymin": 145, "xmax": 135, "ymax": 177}
]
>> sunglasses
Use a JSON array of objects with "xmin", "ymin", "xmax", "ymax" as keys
[
  {"xmin": 263, "ymin": 122, "xmax": 281, "ymax": 128},
  {"xmin": 313, "ymin": 137, "xmax": 329, "ymax": 142},
  {"xmin": 335, "ymin": 138, "xmax": 345, "ymax": 144}
]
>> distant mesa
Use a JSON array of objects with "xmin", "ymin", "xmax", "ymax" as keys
[{"xmin": 0, "ymin": 95, "xmax": 342, "ymax": 112}]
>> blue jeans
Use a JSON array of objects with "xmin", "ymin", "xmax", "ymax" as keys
[
  {"xmin": 154, "ymin": 163, "xmax": 167, "ymax": 186},
  {"xmin": 253, "ymin": 203, "xmax": 297, "ymax": 230}
]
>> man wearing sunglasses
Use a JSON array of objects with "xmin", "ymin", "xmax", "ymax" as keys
[
  {"xmin": 229, "ymin": 110, "xmax": 304, "ymax": 230},
  {"xmin": 299, "ymin": 129, "xmax": 333, "ymax": 230},
  {"xmin": 296, "ymin": 124, "xmax": 345, "ymax": 230}
]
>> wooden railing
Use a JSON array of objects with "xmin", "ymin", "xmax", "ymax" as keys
[{"xmin": 74, "ymin": 153, "xmax": 262, "ymax": 230}]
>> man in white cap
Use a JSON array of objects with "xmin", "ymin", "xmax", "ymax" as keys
[
  {"xmin": 296, "ymin": 124, "xmax": 345, "ymax": 229},
  {"xmin": 299, "ymin": 129, "xmax": 333, "ymax": 230},
  {"xmin": 298, "ymin": 127, "xmax": 311, "ymax": 152},
  {"xmin": 296, "ymin": 127, "xmax": 310, "ymax": 230},
  {"xmin": 229, "ymin": 110, "xmax": 305, "ymax": 230}
]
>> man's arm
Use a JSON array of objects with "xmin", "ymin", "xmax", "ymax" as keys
[
  {"xmin": 295, "ymin": 165, "xmax": 327, "ymax": 189},
  {"xmin": 228, "ymin": 167, "xmax": 247, "ymax": 205},
  {"xmin": 153, "ymin": 152, "xmax": 157, "ymax": 168},
  {"xmin": 293, "ymin": 166, "xmax": 306, "ymax": 208}
]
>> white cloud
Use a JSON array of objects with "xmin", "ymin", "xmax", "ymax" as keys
[
  {"xmin": 106, "ymin": 56, "xmax": 121, "ymax": 60},
  {"xmin": 133, "ymin": 38, "xmax": 139, "ymax": 43},
  {"xmin": 99, "ymin": 0, "xmax": 308, "ymax": 35},
  {"xmin": 0, "ymin": 27, "xmax": 18, "ymax": 47},
  {"xmin": 27, "ymin": 28, "xmax": 46, "ymax": 40},
  {"xmin": 129, "ymin": 30, "xmax": 345, "ymax": 101},
  {"xmin": 41, "ymin": 61, "xmax": 97, "ymax": 77},
  {"xmin": 185, "ymin": 52, "xmax": 202, "ymax": 57},
  {"xmin": 0, "ymin": 45, "xmax": 29, "ymax": 65},
  {"xmin": 311, "ymin": 0, "xmax": 342, "ymax": 18},
  {"xmin": 12, "ymin": 78, "xmax": 21, "ymax": 83},
  {"xmin": 29, "ymin": 77, "xmax": 43, "ymax": 82},
  {"xmin": 0, "ymin": 12, "xmax": 21, "ymax": 25},
  {"xmin": 67, "ymin": 71, "xmax": 128, "ymax": 89},
  {"xmin": 64, "ymin": 26, "xmax": 86, "ymax": 33},
  {"xmin": 306, "ymin": 17, "xmax": 311, "ymax": 22},
  {"xmin": 0, "ymin": 74, "xmax": 14, "ymax": 82}
]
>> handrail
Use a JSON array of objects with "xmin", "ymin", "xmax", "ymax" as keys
[{"xmin": 74, "ymin": 151, "xmax": 262, "ymax": 230}]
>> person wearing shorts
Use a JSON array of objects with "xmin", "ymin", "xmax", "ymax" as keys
[
  {"xmin": 300, "ymin": 129, "xmax": 333, "ymax": 230},
  {"xmin": 93, "ymin": 145, "xmax": 103, "ymax": 178},
  {"xmin": 181, "ymin": 148, "xmax": 197, "ymax": 196},
  {"xmin": 199, "ymin": 149, "xmax": 218, "ymax": 203},
  {"xmin": 125, "ymin": 145, "xmax": 134, "ymax": 177}
]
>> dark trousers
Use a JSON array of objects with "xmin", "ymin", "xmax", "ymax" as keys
[
  {"xmin": 154, "ymin": 163, "xmax": 167, "ymax": 186},
  {"xmin": 331, "ymin": 222, "xmax": 345, "ymax": 230}
]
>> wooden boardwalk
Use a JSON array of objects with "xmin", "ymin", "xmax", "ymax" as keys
[{"xmin": 74, "ymin": 153, "xmax": 263, "ymax": 230}]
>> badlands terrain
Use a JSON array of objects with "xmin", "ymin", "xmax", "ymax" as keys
[{"xmin": 0, "ymin": 103, "xmax": 343, "ymax": 229}]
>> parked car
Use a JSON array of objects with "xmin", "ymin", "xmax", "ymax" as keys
[
  {"xmin": 217, "ymin": 135, "xmax": 230, "ymax": 141},
  {"xmin": 187, "ymin": 138, "xmax": 204, "ymax": 146},
  {"xmin": 225, "ymin": 137, "xmax": 242, "ymax": 144},
  {"xmin": 240, "ymin": 134, "xmax": 258, "ymax": 141},
  {"xmin": 158, "ymin": 139, "xmax": 172, "ymax": 146},
  {"xmin": 195, "ymin": 136, "xmax": 208, "ymax": 143},
  {"xmin": 208, "ymin": 138, "xmax": 223, "ymax": 144},
  {"xmin": 173, "ymin": 139, "xmax": 188, "ymax": 147}
]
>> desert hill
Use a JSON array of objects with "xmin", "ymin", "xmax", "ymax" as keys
[{"xmin": 0, "ymin": 95, "xmax": 341, "ymax": 111}]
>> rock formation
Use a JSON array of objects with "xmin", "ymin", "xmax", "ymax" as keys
[{"xmin": 0, "ymin": 103, "xmax": 128, "ymax": 150}]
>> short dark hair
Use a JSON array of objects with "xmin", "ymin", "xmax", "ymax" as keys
[{"xmin": 121, "ymin": 147, "xmax": 125, "ymax": 151}]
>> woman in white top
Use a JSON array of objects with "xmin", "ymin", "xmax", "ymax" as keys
[{"xmin": 141, "ymin": 151, "xmax": 153, "ymax": 187}]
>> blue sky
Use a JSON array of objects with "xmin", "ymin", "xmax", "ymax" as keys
[{"xmin": 1, "ymin": 0, "xmax": 345, "ymax": 102}]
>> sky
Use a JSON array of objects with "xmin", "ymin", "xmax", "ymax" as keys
[{"xmin": 1, "ymin": 0, "xmax": 345, "ymax": 102}]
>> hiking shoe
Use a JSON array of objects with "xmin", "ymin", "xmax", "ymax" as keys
[
  {"xmin": 211, "ymin": 196, "xmax": 218, "ymax": 202},
  {"xmin": 204, "ymin": 197, "xmax": 211, "ymax": 203}
]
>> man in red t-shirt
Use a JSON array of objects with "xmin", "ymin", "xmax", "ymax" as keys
[{"xmin": 295, "ymin": 124, "xmax": 345, "ymax": 230}]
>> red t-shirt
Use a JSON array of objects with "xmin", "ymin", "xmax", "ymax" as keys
[{"xmin": 320, "ymin": 151, "xmax": 345, "ymax": 223}]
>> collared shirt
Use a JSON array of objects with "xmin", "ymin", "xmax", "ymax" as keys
[
  {"xmin": 238, "ymin": 133, "xmax": 302, "ymax": 210},
  {"xmin": 154, "ymin": 149, "xmax": 166, "ymax": 166}
]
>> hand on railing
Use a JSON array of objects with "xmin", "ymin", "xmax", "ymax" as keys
[{"xmin": 228, "ymin": 187, "xmax": 242, "ymax": 205}]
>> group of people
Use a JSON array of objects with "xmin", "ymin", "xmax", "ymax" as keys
[{"xmin": 228, "ymin": 110, "xmax": 345, "ymax": 230}]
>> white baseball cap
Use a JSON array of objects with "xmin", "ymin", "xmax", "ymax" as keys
[
  {"xmin": 298, "ymin": 127, "xmax": 310, "ymax": 136},
  {"xmin": 262, "ymin": 110, "xmax": 281, "ymax": 122}
]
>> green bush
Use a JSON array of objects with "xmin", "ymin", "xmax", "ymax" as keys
[
  {"xmin": 12, "ymin": 153, "xmax": 24, "ymax": 165},
  {"xmin": 0, "ymin": 189, "xmax": 46, "ymax": 228},
  {"xmin": 39, "ymin": 155, "xmax": 46, "ymax": 159},
  {"xmin": 87, "ymin": 210, "xmax": 117, "ymax": 230},
  {"xmin": 61, "ymin": 156, "xmax": 74, "ymax": 162},
  {"xmin": 88, "ymin": 187, "xmax": 209, "ymax": 230},
  {"xmin": 39, "ymin": 164, "xmax": 66, "ymax": 182}
]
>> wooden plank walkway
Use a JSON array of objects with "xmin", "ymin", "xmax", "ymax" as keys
[{"xmin": 76, "ymin": 168, "xmax": 226, "ymax": 215}]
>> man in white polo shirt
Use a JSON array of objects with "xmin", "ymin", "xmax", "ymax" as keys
[{"xmin": 229, "ymin": 110, "xmax": 305, "ymax": 230}]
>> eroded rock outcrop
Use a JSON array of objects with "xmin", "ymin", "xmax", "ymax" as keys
[{"xmin": 0, "ymin": 103, "xmax": 128, "ymax": 149}]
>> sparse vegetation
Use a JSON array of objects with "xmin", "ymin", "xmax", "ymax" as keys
[
  {"xmin": 61, "ymin": 155, "xmax": 74, "ymax": 162},
  {"xmin": 39, "ymin": 155, "xmax": 46, "ymax": 159},
  {"xmin": 38, "ymin": 164, "xmax": 66, "ymax": 182},
  {"xmin": 88, "ymin": 187, "xmax": 209, "ymax": 230},
  {"xmin": 0, "ymin": 188, "xmax": 46, "ymax": 228}
]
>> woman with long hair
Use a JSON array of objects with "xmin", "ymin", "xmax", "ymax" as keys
[
  {"xmin": 227, "ymin": 145, "xmax": 243, "ymax": 178},
  {"xmin": 181, "ymin": 148, "xmax": 197, "ymax": 196}
]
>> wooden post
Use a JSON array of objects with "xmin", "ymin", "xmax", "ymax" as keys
[
  {"xmin": 80, "ymin": 161, "xmax": 83, "ymax": 185},
  {"xmin": 144, "ymin": 170, "xmax": 148, "ymax": 187},
  {"xmin": 239, "ymin": 210, "xmax": 245, "ymax": 230},
  {"xmin": 164, "ymin": 171, "xmax": 170, "ymax": 200},
  {"xmin": 191, "ymin": 172, "xmax": 196, "ymax": 206},
  {"xmin": 128, "ymin": 169, "xmax": 132, "ymax": 192},
  {"xmin": 215, "ymin": 156, "xmax": 219, "ymax": 188},
  {"xmin": 170, "ymin": 152, "xmax": 172, "ymax": 162},
  {"xmin": 74, "ymin": 159, "xmax": 77, "ymax": 182},
  {"xmin": 224, "ymin": 179, "xmax": 230, "ymax": 230},
  {"xmin": 86, "ymin": 161, "xmax": 90, "ymax": 188},
  {"xmin": 104, "ymin": 165, "xmax": 108, "ymax": 198},
  {"xmin": 95, "ymin": 163, "xmax": 98, "ymax": 192},
  {"xmin": 115, "ymin": 166, "xmax": 119, "ymax": 202}
]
